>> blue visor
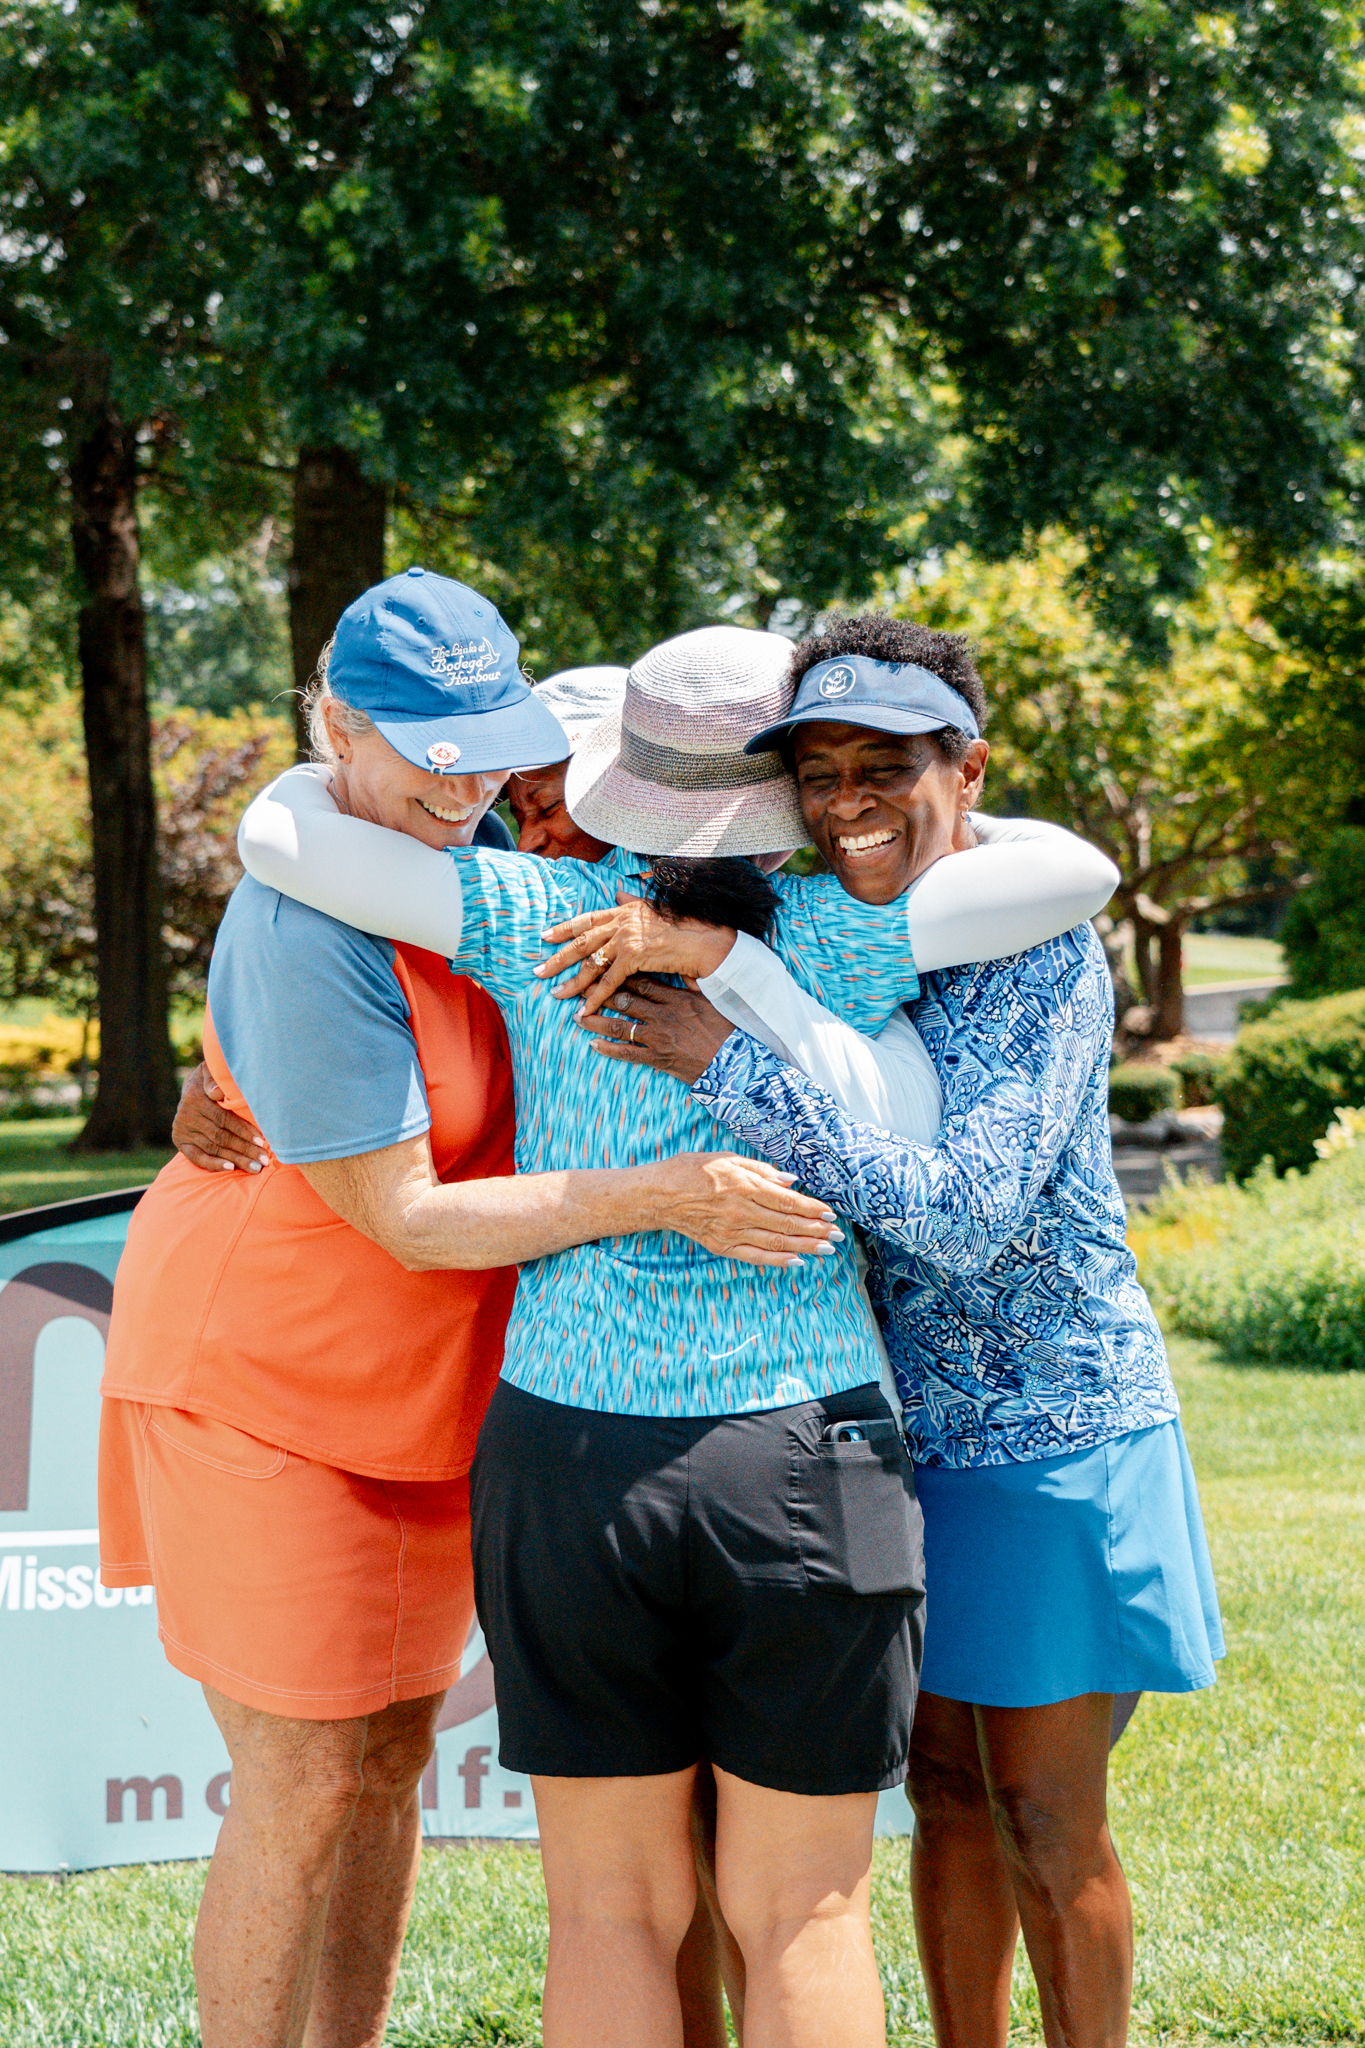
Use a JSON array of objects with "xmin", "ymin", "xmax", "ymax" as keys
[{"xmin": 745, "ymin": 655, "xmax": 980, "ymax": 754}]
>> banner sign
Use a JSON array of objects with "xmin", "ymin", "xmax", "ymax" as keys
[{"xmin": 0, "ymin": 1191, "xmax": 909, "ymax": 1872}]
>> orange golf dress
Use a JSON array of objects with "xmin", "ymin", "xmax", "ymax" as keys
[{"xmin": 98, "ymin": 877, "xmax": 517, "ymax": 1718}]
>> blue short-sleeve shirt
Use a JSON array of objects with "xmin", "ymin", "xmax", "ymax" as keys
[
  {"xmin": 207, "ymin": 879, "xmax": 431, "ymax": 1164},
  {"xmin": 207, "ymin": 810, "xmax": 512, "ymax": 1164}
]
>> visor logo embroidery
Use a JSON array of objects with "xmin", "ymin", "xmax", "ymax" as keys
[
  {"xmin": 817, "ymin": 664, "xmax": 856, "ymax": 699},
  {"xmin": 429, "ymin": 637, "xmax": 499, "ymax": 683},
  {"xmin": 426, "ymin": 741, "xmax": 462, "ymax": 768}
]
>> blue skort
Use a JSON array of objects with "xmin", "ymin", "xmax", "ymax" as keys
[{"xmin": 914, "ymin": 1417, "xmax": 1224, "ymax": 1708}]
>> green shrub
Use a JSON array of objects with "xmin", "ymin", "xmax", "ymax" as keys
[
  {"xmin": 1215, "ymin": 986, "xmax": 1365, "ymax": 1179},
  {"xmin": 1170, "ymin": 1048, "xmax": 1225, "ymax": 1108},
  {"xmin": 1134, "ymin": 1145, "xmax": 1365, "ymax": 1370},
  {"xmin": 1108, "ymin": 1063, "xmax": 1178, "ymax": 1123},
  {"xmin": 1280, "ymin": 826, "xmax": 1365, "ymax": 1000}
]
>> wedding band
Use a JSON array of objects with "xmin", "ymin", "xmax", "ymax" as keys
[
  {"xmin": 629, "ymin": 1021, "xmax": 639, "ymax": 1044},
  {"xmin": 592, "ymin": 947, "xmax": 610, "ymax": 968}
]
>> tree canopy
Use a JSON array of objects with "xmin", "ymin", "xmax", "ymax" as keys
[
  {"xmin": 849, "ymin": 0, "xmax": 1365, "ymax": 646},
  {"xmin": 3, "ymin": 0, "xmax": 1365, "ymax": 1132},
  {"xmin": 909, "ymin": 537, "xmax": 1321, "ymax": 1035}
]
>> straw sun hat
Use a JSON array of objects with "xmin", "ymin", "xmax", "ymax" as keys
[{"xmin": 563, "ymin": 627, "xmax": 812, "ymax": 857}]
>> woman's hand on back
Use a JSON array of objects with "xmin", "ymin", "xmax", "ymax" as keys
[
  {"xmin": 173, "ymin": 1063, "xmax": 270, "ymax": 1174},
  {"xmin": 646, "ymin": 1152, "xmax": 841, "ymax": 1269},
  {"xmin": 534, "ymin": 892, "xmax": 736, "ymax": 1015},
  {"xmin": 575, "ymin": 976, "xmax": 734, "ymax": 1085}
]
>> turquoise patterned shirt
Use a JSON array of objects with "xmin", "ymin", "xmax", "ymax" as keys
[{"xmin": 447, "ymin": 844, "xmax": 920, "ymax": 1417}]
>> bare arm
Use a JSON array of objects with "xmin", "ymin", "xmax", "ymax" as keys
[{"xmin": 298, "ymin": 1131, "xmax": 842, "ymax": 1273}]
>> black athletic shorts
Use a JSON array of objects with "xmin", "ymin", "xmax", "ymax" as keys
[{"xmin": 470, "ymin": 1379, "xmax": 925, "ymax": 1795}]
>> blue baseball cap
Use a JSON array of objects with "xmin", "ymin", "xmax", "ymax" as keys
[
  {"xmin": 326, "ymin": 567, "xmax": 569, "ymax": 775},
  {"xmin": 745, "ymin": 654, "xmax": 981, "ymax": 754}
]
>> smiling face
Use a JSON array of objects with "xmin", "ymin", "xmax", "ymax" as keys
[
  {"xmin": 506, "ymin": 760, "xmax": 612, "ymax": 862},
  {"xmin": 323, "ymin": 702, "xmax": 506, "ymax": 848},
  {"xmin": 791, "ymin": 721, "xmax": 989, "ymax": 904}
]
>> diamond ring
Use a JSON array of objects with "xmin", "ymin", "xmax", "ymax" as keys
[{"xmin": 592, "ymin": 947, "xmax": 611, "ymax": 968}]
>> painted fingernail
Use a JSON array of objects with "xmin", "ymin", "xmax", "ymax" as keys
[
  {"xmin": 246, "ymin": 1161, "xmax": 262, "ymax": 1173},
  {"xmin": 219, "ymin": 1161, "xmax": 234, "ymax": 1171},
  {"xmin": 829, "ymin": 1227, "xmax": 845, "ymax": 1241},
  {"xmin": 812, "ymin": 1242, "xmax": 836, "ymax": 1256}
]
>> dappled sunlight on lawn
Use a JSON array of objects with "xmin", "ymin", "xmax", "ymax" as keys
[{"xmin": 1, "ymin": 1344, "xmax": 1360, "ymax": 2045}]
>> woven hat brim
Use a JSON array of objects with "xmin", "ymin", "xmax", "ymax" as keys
[{"xmin": 565, "ymin": 711, "xmax": 813, "ymax": 857}]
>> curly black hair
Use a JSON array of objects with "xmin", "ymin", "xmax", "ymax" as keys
[
  {"xmin": 790, "ymin": 612, "xmax": 987, "ymax": 763},
  {"xmin": 645, "ymin": 856, "xmax": 779, "ymax": 940}
]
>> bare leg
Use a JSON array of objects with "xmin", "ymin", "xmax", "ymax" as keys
[
  {"xmin": 679, "ymin": 1762, "xmax": 746, "ymax": 2046},
  {"xmin": 196, "ymin": 1688, "xmax": 368, "ymax": 2048},
  {"xmin": 905, "ymin": 1692, "xmax": 1019, "ymax": 2048},
  {"xmin": 195, "ymin": 1687, "xmax": 441, "ymax": 2048},
  {"xmin": 305, "ymin": 1693, "xmax": 445, "ymax": 2048},
  {"xmin": 976, "ymin": 1695, "xmax": 1132, "ymax": 2048},
  {"xmin": 534, "ymin": 1766, "xmax": 700, "ymax": 2048},
  {"xmin": 712, "ymin": 1764, "xmax": 883, "ymax": 2048}
]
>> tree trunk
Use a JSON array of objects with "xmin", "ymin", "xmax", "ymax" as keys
[
  {"xmin": 288, "ymin": 447, "xmax": 387, "ymax": 758},
  {"xmin": 1152, "ymin": 921, "xmax": 1185, "ymax": 1041},
  {"xmin": 1131, "ymin": 915, "xmax": 1159, "ymax": 1009},
  {"xmin": 68, "ymin": 393, "xmax": 179, "ymax": 1151},
  {"xmin": 1095, "ymin": 915, "xmax": 1138, "ymax": 1032}
]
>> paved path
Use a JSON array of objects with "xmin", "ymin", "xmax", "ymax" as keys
[
  {"xmin": 1181, "ymin": 978, "xmax": 1284, "ymax": 1042},
  {"xmin": 1114, "ymin": 1135, "xmax": 1222, "ymax": 1206}
]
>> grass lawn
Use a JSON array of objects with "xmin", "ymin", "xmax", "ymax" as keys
[
  {"xmin": 1178, "ymin": 932, "xmax": 1286, "ymax": 989},
  {"xmin": 0, "ymin": 1117, "xmax": 170, "ymax": 1215},
  {"xmin": 2, "ymin": 1339, "xmax": 1362, "ymax": 2045}
]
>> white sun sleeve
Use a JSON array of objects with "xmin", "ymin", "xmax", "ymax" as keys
[
  {"xmin": 697, "ymin": 814, "xmax": 1117, "ymax": 1142},
  {"xmin": 237, "ymin": 765, "xmax": 469, "ymax": 956},
  {"xmin": 698, "ymin": 934, "xmax": 944, "ymax": 1143},
  {"xmin": 905, "ymin": 813, "xmax": 1118, "ymax": 973}
]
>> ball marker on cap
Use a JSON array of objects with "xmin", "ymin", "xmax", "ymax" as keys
[{"xmin": 426, "ymin": 740, "xmax": 462, "ymax": 771}]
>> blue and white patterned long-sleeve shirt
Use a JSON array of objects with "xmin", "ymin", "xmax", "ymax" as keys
[{"xmin": 692, "ymin": 921, "xmax": 1177, "ymax": 1467}]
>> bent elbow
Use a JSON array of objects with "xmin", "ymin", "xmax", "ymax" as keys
[
  {"xmin": 385, "ymin": 1229, "xmax": 450, "ymax": 1274},
  {"xmin": 1080, "ymin": 851, "xmax": 1121, "ymax": 919},
  {"xmin": 236, "ymin": 808, "xmax": 295, "ymax": 891},
  {"xmin": 365, "ymin": 1221, "xmax": 438, "ymax": 1273},
  {"xmin": 386, "ymin": 1233, "xmax": 498, "ymax": 1275}
]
